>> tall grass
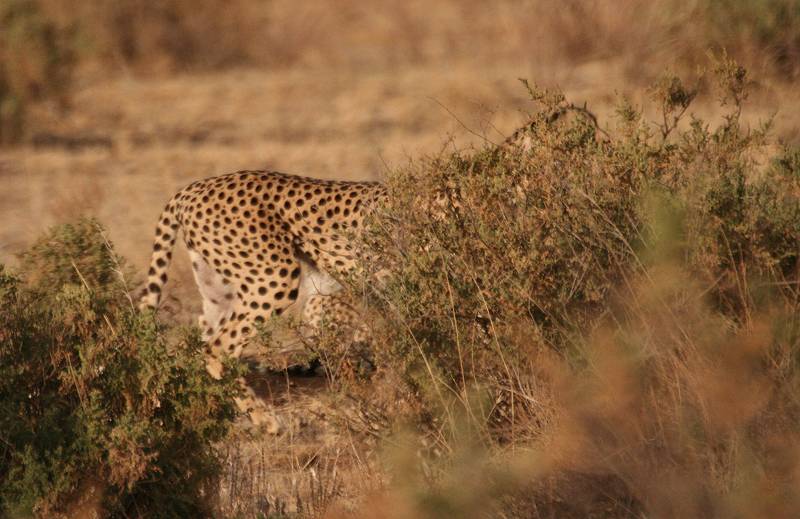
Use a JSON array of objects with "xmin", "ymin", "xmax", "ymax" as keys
[{"xmin": 57, "ymin": 0, "xmax": 800, "ymax": 78}]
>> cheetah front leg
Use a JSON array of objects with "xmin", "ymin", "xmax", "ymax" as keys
[
  {"xmin": 300, "ymin": 293, "xmax": 373, "ymax": 380},
  {"xmin": 301, "ymin": 294, "xmax": 369, "ymax": 344}
]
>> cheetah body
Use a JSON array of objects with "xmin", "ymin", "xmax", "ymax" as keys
[{"xmin": 139, "ymin": 170, "xmax": 385, "ymax": 423}]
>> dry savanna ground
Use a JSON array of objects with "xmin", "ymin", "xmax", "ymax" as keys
[{"xmin": 3, "ymin": 0, "xmax": 800, "ymax": 517}]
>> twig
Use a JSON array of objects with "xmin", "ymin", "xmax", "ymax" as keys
[{"xmin": 428, "ymin": 96, "xmax": 499, "ymax": 147}]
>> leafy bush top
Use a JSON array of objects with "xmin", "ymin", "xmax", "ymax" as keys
[{"xmin": 0, "ymin": 219, "xmax": 239, "ymax": 518}]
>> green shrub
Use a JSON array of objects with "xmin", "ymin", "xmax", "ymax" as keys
[{"xmin": 0, "ymin": 219, "xmax": 239, "ymax": 518}]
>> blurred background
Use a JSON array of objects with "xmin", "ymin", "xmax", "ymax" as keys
[{"xmin": 1, "ymin": 0, "xmax": 799, "ymax": 311}]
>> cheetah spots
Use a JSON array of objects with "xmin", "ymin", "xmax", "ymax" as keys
[{"xmin": 141, "ymin": 169, "xmax": 386, "ymax": 425}]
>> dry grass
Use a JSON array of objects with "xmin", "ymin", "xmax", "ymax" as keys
[
  {"xmin": 216, "ymin": 372, "xmax": 396, "ymax": 517},
  {"xmin": 331, "ymin": 68, "xmax": 800, "ymax": 517},
  {"xmin": 24, "ymin": 0, "xmax": 800, "ymax": 81},
  {"xmin": 2, "ymin": 1, "xmax": 800, "ymax": 517},
  {"xmin": 0, "ymin": 65, "xmax": 533, "ymax": 323}
]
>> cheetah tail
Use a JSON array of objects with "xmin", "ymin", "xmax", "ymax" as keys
[{"xmin": 139, "ymin": 199, "xmax": 181, "ymax": 311}]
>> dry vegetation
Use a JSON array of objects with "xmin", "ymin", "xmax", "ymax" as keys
[
  {"xmin": 2, "ymin": 1, "xmax": 800, "ymax": 518},
  {"xmin": 344, "ymin": 68, "xmax": 800, "ymax": 517}
]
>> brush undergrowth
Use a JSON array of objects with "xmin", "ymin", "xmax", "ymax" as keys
[
  {"xmin": 347, "ymin": 57, "xmax": 800, "ymax": 517},
  {"xmin": 0, "ymin": 219, "xmax": 239, "ymax": 518}
]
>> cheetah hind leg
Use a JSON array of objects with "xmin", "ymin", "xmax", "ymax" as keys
[
  {"xmin": 188, "ymin": 249, "xmax": 235, "ymax": 340},
  {"xmin": 202, "ymin": 258, "xmax": 305, "ymax": 430},
  {"xmin": 204, "ymin": 300, "xmax": 296, "ymax": 432},
  {"xmin": 187, "ymin": 249, "xmax": 285, "ymax": 430}
]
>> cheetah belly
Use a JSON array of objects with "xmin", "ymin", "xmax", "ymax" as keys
[{"xmin": 298, "ymin": 259, "xmax": 343, "ymax": 300}]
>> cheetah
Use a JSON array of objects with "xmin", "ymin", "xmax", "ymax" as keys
[{"xmin": 139, "ymin": 170, "xmax": 386, "ymax": 425}]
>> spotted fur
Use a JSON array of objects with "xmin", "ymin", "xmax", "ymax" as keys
[{"xmin": 140, "ymin": 170, "xmax": 386, "ymax": 426}]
